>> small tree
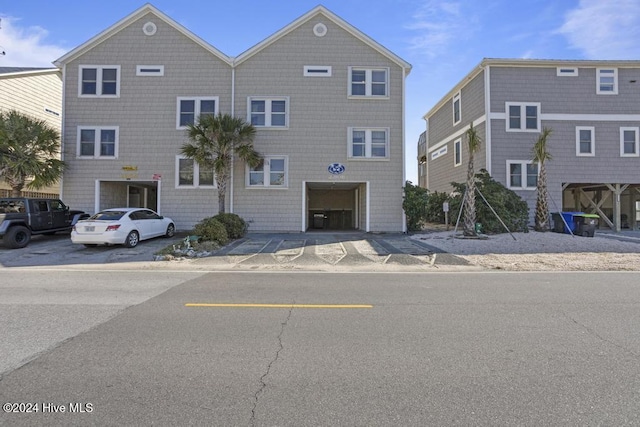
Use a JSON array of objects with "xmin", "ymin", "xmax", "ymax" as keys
[
  {"xmin": 0, "ymin": 110, "xmax": 64, "ymax": 197},
  {"xmin": 181, "ymin": 113, "xmax": 260, "ymax": 213},
  {"xmin": 532, "ymin": 127, "xmax": 553, "ymax": 232},
  {"xmin": 462, "ymin": 122, "xmax": 482, "ymax": 236}
]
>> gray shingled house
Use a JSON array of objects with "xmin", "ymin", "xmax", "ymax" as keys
[
  {"xmin": 421, "ymin": 58, "xmax": 640, "ymax": 231},
  {"xmin": 53, "ymin": 4, "xmax": 411, "ymax": 232}
]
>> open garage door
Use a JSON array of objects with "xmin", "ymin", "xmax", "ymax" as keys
[
  {"xmin": 96, "ymin": 180, "xmax": 159, "ymax": 213},
  {"xmin": 304, "ymin": 182, "xmax": 366, "ymax": 231}
]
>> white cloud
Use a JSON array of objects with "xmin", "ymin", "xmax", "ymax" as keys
[
  {"xmin": 0, "ymin": 16, "xmax": 67, "ymax": 67},
  {"xmin": 558, "ymin": 0, "xmax": 640, "ymax": 59},
  {"xmin": 406, "ymin": 1, "xmax": 472, "ymax": 59}
]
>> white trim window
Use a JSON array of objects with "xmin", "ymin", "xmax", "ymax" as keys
[
  {"xmin": 136, "ymin": 65, "xmax": 164, "ymax": 76},
  {"xmin": 453, "ymin": 91, "xmax": 461, "ymax": 125},
  {"xmin": 620, "ymin": 127, "xmax": 639, "ymax": 157},
  {"xmin": 349, "ymin": 128, "xmax": 389, "ymax": 159},
  {"xmin": 78, "ymin": 65, "xmax": 120, "ymax": 97},
  {"xmin": 304, "ymin": 66, "xmax": 332, "ymax": 77},
  {"xmin": 506, "ymin": 102, "xmax": 540, "ymax": 132},
  {"xmin": 431, "ymin": 145, "xmax": 447, "ymax": 160},
  {"xmin": 175, "ymin": 156, "xmax": 215, "ymax": 188},
  {"xmin": 77, "ymin": 127, "xmax": 119, "ymax": 158},
  {"xmin": 557, "ymin": 67, "xmax": 578, "ymax": 76},
  {"xmin": 349, "ymin": 67, "xmax": 389, "ymax": 98},
  {"xmin": 576, "ymin": 126, "xmax": 595, "ymax": 156},
  {"xmin": 176, "ymin": 97, "xmax": 218, "ymax": 129},
  {"xmin": 507, "ymin": 160, "xmax": 538, "ymax": 190},
  {"xmin": 454, "ymin": 138, "xmax": 462, "ymax": 166},
  {"xmin": 248, "ymin": 97, "xmax": 288, "ymax": 128},
  {"xmin": 247, "ymin": 156, "xmax": 288, "ymax": 188},
  {"xmin": 597, "ymin": 68, "xmax": 618, "ymax": 95}
]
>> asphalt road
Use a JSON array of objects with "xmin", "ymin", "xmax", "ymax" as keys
[{"xmin": 1, "ymin": 270, "xmax": 640, "ymax": 426}]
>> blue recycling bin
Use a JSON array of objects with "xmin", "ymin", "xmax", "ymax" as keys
[{"xmin": 553, "ymin": 211, "xmax": 583, "ymax": 234}]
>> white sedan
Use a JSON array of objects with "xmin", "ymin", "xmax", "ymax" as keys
[{"xmin": 71, "ymin": 208, "xmax": 175, "ymax": 248}]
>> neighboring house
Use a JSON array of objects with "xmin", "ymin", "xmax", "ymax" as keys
[
  {"xmin": 421, "ymin": 58, "xmax": 640, "ymax": 231},
  {"xmin": 0, "ymin": 67, "xmax": 62, "ymax": 196},
  {"xmin": 54, "ymin": 4, "xmax": 411, "ymax": 232}
]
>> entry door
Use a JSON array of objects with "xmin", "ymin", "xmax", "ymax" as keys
[{"xmin": 128, "ymin": 186, "xmax": 145, "ymax": 208}]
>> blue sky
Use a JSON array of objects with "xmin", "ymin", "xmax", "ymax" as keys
[{"xmin": 2, "ymin": 0, "xmax": 640, "ymax": 183}]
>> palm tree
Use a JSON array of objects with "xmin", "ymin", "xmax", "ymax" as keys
[
  {"xmin": 0, "ymin": 110, "xmax": 64, "ymax": 197},
  {"xmin": 532, "ymin": 127, "xmax": 553, "ymax": 232},
  {"xmin": 181, "ymin": 113, "xmax": 260, "ymax": 213},
  {"xmin": 463, "ymin": 122, "xmax": 482, "ymax": 236}
]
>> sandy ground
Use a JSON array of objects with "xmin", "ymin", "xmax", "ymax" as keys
[{"xmin": 411, "ymin": 228, "xmax": 640, "ymax": 271}]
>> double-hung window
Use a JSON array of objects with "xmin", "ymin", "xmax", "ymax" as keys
[
  {"xmin": 454, "ymin": 138, "xmax": 462, "ymax": 166},
  {"xmin": 620, "ymin": 127, "xmax": 639, "ymax": 157},
  {"xmin": 175, "ymin": 156, "xmax": 215, "ymax": 188},
  {"xmin": 452, "ymin": 92, "xmax": 461, "ymax": 125},
  {"xmin": 79, "ymin": 66, "xmax": 120, "ymax": 97},
  {"xmin": 576, "ymin": 126, "xmax": 595, "ymax": 156},
  {"xmin": 506, "ymin": 102, "xmax": 540, "ymax": 132},
  {"xmin": 77, "ymin": 127, "xmax": 118, "ymax": 158},
  {"xmin": 247, "ymin": 156, "xmax": 288, "ymax": 188},
  {"xmin": 597, "ymin": 68, "xmax": 618, "ymax": 94},
  {"xmin": 176, "ymin": 97, "xmax": 218, "ymax": 129},
  {"xmin": 349, "ymin": 67, "xmax": 389, "ymax": 98},
  {"xmin": 349, "ymin": 128, "xmax": 389, "ymax": 159},
  {"xmin": 249, "ymin": 97, "xmax": 288, "ymax": 128},
  {"xmin": 507, "ymin": 161, "xmax": 538, "ymax": 190}
]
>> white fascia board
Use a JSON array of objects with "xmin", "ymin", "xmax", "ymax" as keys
[
  {"xmin": 427, "ymin": 115, "xmax": 486, "ymax": 154},
  {"xmin": 489, "ymin": 112, "xmax": 640, "ymax": 122}
]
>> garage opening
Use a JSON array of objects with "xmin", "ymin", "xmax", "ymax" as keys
[
  {"xmin": 96, "ymin": 180, "xmax": 159, "ymax": 213},
  {"xmin": 305, "ymin": 182, "xmax": 365, "ymax": 231}
]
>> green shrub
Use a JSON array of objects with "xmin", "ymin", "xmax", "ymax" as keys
[
  {"xmin": 212, "ymin": 213, "xmax": 248, "ymax": 239},
  {"xmin": 449, "ymin": 170, "xmax": 529, "ymax": 233},
  {"xmin": 402, "ymin": 181, "xmax": 429, "ymax": 231},
  {"xmin": 424, "ymin": 191, "xmax": 450, "ymax": 223},
  {"xmin": 193, "ymin": 217, "xmax": 229, "ymax": 245}
]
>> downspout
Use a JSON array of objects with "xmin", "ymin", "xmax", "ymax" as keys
[
  {"xmin": 401, "ymin": 66, "xmax": 407, "ymax": 233},
  {"xmin": 484, "ymin": 64, "xmax": 492, "ymax": 175},
  {"xmin": 59, "ymin": 64, "xmax": 66, "ymax": 199},
  {"xmin": 229, "ymin": 66, "xmax": 235, "ymax": 213}
]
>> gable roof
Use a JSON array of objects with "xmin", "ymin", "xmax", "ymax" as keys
[
  {"xmin": 233, "ymin": 5, "xmax": 411, "ymax": 73},
  {"xmin": 53, "ymin": 3, "xmax": 231, "ymax": 67}
]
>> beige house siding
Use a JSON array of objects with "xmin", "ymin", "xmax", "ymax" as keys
[
  {"xmin": 57, "ymin": 5, "xmax": 410, "ymax": 231},
  {"xmin": 0, "ymin": 70, "xmax": 62, "ymax": 195},
  {"xmin": 60, "ymin": 12, "xmax": 232, "ymax": 225},
  {"xmin": 232, "ymin": 18, "xmax": 405, "ymax": 231}
]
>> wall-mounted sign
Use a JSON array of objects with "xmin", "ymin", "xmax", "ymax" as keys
[
  {"xmin": 152, "ymin": 173, "xmax": 162, "ymax": 181},
  {"xmin": 327, "ymin": 163, "xmax": 345, "ymax": 175},
  {"xmin": 122, "ymin": 165, "xmax": 138, "ymax": 171}
]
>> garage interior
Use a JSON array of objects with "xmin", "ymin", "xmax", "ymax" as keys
[
  {"xmin": 305, "ymin": 182, "xmax": 364, "ymax": 231},
  {"xmin": 98, "ymin": 180, "xmax": 158, "ymax": 212}
]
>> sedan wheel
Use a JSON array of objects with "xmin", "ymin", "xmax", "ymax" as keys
[
  {"xmin": 165, "ymin": 223, "xmax": 175, "ymax": 238},
  {"xmin": 124, "ymin": 230, "xmax": 140, "ymax": 248}
]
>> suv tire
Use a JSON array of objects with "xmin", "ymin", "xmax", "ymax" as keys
[{"xmin": 3, "ymin": 225, "xmax": 31, "ymax": 249}]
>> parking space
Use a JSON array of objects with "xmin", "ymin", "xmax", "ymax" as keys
[
  {"xmin": 0, "ymin": 232, "xmax": 188, "ymax": 268},
  {"xmin": 0, "ymin": 231, "xmax": 468, "ymax": 270}
]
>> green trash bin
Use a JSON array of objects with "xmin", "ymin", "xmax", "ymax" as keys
[{"xmin": 574, "ymin": 214, "xmax": 599, "ymax": 237}]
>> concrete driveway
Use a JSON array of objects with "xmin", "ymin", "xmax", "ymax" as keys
[{"xmin": 0, "ymin": 231, "xmax": 469, "ymax": 270}]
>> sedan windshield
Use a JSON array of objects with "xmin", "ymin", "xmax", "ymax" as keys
[{"xmin": 89, "ymin": 211, "xmax": 127, "ymax": 220}]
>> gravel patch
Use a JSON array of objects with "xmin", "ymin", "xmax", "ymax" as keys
[{"xmin": 411, "ymin": 230, "xmax": 640, "ymax": 271}]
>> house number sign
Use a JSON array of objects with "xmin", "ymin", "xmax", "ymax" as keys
[{"xmin": 327, "ymin": 163, "xmax": 346, "ymax": 175}]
